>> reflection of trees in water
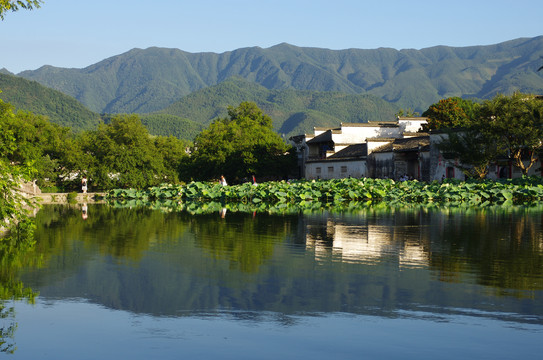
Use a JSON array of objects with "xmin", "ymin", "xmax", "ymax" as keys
[
  {"xmin": 33, "ymin": 204, "xmax": 191, "ymax": 263},
  {"xmin": 14, "ymin": 204, "xmax": 543, "ymax": 321},
  {"xmin": 190, "ymin": 212, "xmax": 297, "ymax": 272},
  {"xmin": 302, "ymin": 207, "xmax": 543, "ymax": 295},
  {"xmin": 425, "ymin": 208, "xmax": 543, "ymax": 295},
  {"xmin": 0, "ymin": 221, "xmax": 39, "ymax": 354}
]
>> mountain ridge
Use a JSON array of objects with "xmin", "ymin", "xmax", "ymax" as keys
[
  {"xmin": 0, "ymin": 72, "xmax": 101, "ymax": 131},
  {"xmin": 16, "ymin": 36, "xmax": 543, "ymax": 114},
  {"xmin": 156, "ymin": 77, "xmax": 400, "ymax": 137}
]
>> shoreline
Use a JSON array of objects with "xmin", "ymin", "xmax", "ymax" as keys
[{"xmin": 32, "ymin": 192, "xmax": 107, "ymax": 204}]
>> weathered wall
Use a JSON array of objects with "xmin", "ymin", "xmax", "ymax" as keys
[{"xmin": 305, "ymin": 160, "xmax": 366, "ymax": 179}]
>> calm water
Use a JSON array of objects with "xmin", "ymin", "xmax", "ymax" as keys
[{"xmin": 2, "ymin": 204, "xmax": 543, "ymax": 359}]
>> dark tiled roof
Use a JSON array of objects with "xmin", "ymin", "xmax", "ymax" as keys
[
  {"xmin": 306, "ymin": 130, "xmax": 334, "ymax": 144},
  {"xmin": 371, "ymin": 142, "xmax": 394, "ymax": 153},
  {"xmin": 371, "ymin": 136, "xmax": 429, "ymax": 153},
  {"xmin": 403, "ymin": 132, "xmax": 429, "ymax": 137},
  {"xmin": 328, "ymin": 143, "xmax": 367, "ymax": 159},
  {"xmin": 392, "ymin": 136, "xmax": 429, "ymax": 152},
  {"xmin": 397, "ymin": 117, "xmax": 428, "ymax": 121},
  {"xmin": 341, "ymin": 122, "xmax": 398, "ymax": 128}
]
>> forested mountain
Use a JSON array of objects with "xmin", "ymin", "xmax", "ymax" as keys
[
  {"xmin": 0, "ymin": 72, "xmax": 397, "ymax": 139},
  {"xmin": 0, "ymin": 72, "xmax": 101, "ymax": 131},
  {"xmin": 158, "ymin": 77, "xmax": 399, "ymax": 137},
  {"xmin": 16, "ymin": 36, "xmax": 543, "ymax": 114}
]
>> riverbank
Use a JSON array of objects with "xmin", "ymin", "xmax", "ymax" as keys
[{"xmin": 33, "ymin": 192, "xmax": 106, "ymax": 204}]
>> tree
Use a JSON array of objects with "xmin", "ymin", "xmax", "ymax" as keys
[
  {"xmin": 1, "ymin": 1, "xmax": 44, "ymax": 228},
  {"xmin": 0, "ymin": 0, "xmax": 42, "ymax": 20},
  {"xmin": 187, "ymin": 102, "xmax": 294, "ymax": 182},
  {"xmin": 479, "ymin": 93, "xmax": 543, "ymax": 175},
  {"xmin": 153, "ymin": 135, "xmax": 190, "ymax": 184},
  {"xmin": 437, "ymin": 129, "xmax": 500, "ymax": 179},
  {"xmin": 2, "ymin": 109, "xmax": 76, "ymax": 190},
  {"xmin": 422, "ymin": 97, "xmax": 479, "ymax": 131},
  {"xmin": 79, "ymin": 115, "xmax": 166, "ymax": 189},
  {"xmin": 0, "ymin": 100, "xmax": 39, "ymax": 230},
  {"xmin": 76, "ymin": 114, "xmax": 189, "ymax": 190},
  {"xmin": 395, "ymin": 108, "xmax": 420, "ymax": 118}
]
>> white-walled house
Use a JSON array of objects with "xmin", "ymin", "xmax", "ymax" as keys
[
  {"xmin": 397, "ymin": 117, "xmax": 427, "ymax": 133},
  {"xmin": 305, "ymin": 144, "xmax": 368, "ymax": 179},
  {"xmin": 301, "ymin": 118, "xmax": 429, "ymax": 180},
  {"xmin": 294, "ymin": 117, "xmax": 543, "ymax": 182}
]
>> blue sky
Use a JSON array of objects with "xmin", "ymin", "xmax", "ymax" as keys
[{"xmin": 2, "ymin": 0, "xmax": 542, "ymax": 73}]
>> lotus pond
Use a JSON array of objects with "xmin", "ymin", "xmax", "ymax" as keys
[
  {"xmin": 1, "ymin": 198, "xmax": 543, "ymax": 359},
  {"xmin": 108, "ymin": 176, "xmax": 543, "ymax": 207}
]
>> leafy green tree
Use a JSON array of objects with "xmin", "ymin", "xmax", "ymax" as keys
[
  {"xmin": 80, "ymin": 115, "xmax": 163, "ymax": 189},
  {"xmin": 77, "ymin": 114, "xmax": 189, "ymax": 189},
  {"xmin": 187, "ymin": 102, "xmax": 294, "ymax": 182},
  {"xmin": 0, "ymin": 0, "xmax": 41, "ymax": 19},
  {"xmin": 0, "ymin": 100, "xmax": 37, "ymax": 229},
  {"xmin": 437, "ymin": 129, "xmax": 500, "ymax": 179},
  {"xmin": 395, "ymin": 108, "xmax": 420, "ymax": 117},
  {"xmin": 2, "ymin": 110, "xmax": 77, "ymax": 190},
  {"xmin": 153, "ymin": 135, "xmax": 190, "ymax": 184},
  {"xmin": 422, "ymin": 97, "xmax": 479, "ymax": 130},
  {"xmin": 478, "ymin": 93, "xmax": 543, "ymax": 175}
]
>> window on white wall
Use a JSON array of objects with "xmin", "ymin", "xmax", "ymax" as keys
[
  {"xmin": 328, "ymin": 166, "xmax": 334, "ymax": 173},
  {"xmin": 341, "ymin": 166, "xmax": 347, "ymax": 173},
  {"xmin": 316, "ymin": 167, "xmax": 321, "ymax": 174}
]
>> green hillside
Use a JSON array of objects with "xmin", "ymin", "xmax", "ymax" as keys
[
  {"xmin": 139, "ymin": 113, "xmax": 203, "ymax": 140},
  {"xmin": 17, "ymin": 37, "xmax": 543, "ymax": 114},
  {"xmin": 159, "ymin": 77, "xmax": 400, "ymax": 137},
  {"xmin": 0, "ymin": 72, "xmax": 100, "ymax": 131},
  {"xmin": 0, "ymin": 73, "xmax": 201, "ymax": 141}
]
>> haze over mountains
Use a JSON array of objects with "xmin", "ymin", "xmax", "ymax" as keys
[{"xmin": 1, "ymin": 36, "xmax": 543, "ymax": 139}]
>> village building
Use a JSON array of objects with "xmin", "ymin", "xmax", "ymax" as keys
[
  {"xmin": 296, "ymin": 117, "xmax": 436, "ymax": 181},
  {"xmin": 291, "ymin": 116, "xmax": 543, "ymax": 182}
]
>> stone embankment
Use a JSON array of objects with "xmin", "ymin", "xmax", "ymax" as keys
[
  {"xmin": 18, "ymin": 181, "xmax": 106, "ymax": 203},
  {"xmin": 33, "ymin": 192, "xmax": 106, "ymax": 204}
]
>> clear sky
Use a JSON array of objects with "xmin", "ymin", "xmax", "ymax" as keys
[{"xmin": 2, "ymin": 0, "xmax": 542, "ymax": 73}]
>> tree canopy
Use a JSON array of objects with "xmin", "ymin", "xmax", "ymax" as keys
[
  {"xmin": 77, "ymin": 114, "xmax": 188, "ymax": 190},
  {"xmin": 431, "ymin": 93, "xmax": 543, "ymax": 177},
  {"xmin": 187, "ymin": 102, "xmax": 295, "ymax": 182},
  {"xmin": 479, "ymin": 93, "xmax": 543, "ymax": 175},
  {"xmin": 0, "ymin": 0, "xmax": 42, "ymax": 19},
  {"xmin": 0, "ymin": 99, "xmax": 37, "ymax": 228},
  {"xmin": 422, "ymin": 97, "xmax": 479, "ymax": 130}
]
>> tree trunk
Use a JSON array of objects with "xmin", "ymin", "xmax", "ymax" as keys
[{"xmin": 512, "ymin": 149, "xmax": 537, "ymax": 176}]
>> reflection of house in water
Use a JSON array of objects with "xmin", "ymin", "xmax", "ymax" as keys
[{"xmin": 304, "ymin": 216, "xmax": 429, "ymax": 268}]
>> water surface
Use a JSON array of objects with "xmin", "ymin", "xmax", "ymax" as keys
[{"xmin": 2, "ymin": 204, "xmax": 542, "ymax": 359}]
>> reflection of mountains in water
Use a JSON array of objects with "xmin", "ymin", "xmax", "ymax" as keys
[{"xmin": 19, "ymin": 205, "xmax": 543, "ymax": 323}]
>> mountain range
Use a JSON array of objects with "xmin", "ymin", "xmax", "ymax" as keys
[
  {"xmin": 0, "ymin": 72, "xmax": 398, "ymax": 138},
  {"xmin": 0, "ymin": 71, "xmax": 100, "ymax": 130},
  {"xmin": 14, "ymin": 36, "xmax": 543, "ymax": 116},
  {"xmin": 1, "ymin": 37, "xmax": 543, "ymax": 139}
]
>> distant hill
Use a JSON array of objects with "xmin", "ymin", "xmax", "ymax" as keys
[
  {"xmin": 158, "ymin": 77, "xmax": 400, "ymax": 137},
  {"xmin": 0, "ymin": 72, "xmax": 101, "ymax": 131},
  {"xmin": 17, "ymin": 37, "xmax": 543, "ymax": 114},
  {"xmin": 139, "ymin": 113, "xmax": 203, "ymax": 140},
  {"xmin": 0, "ymin": 72, "xmax": 201, "ymax": 141}
]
